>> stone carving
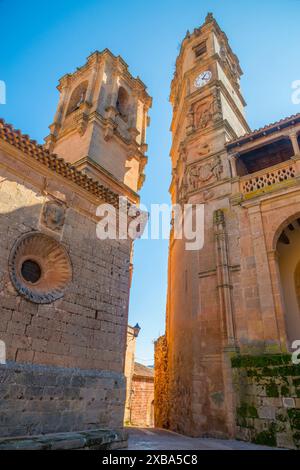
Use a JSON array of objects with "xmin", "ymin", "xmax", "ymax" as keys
[
  {"xmin": 188, "ymin": 156, "xmax": 223, "ymax": 191},
  {"xmin": 211, "ymin": 156, "xmax": 224, "ymax": 181},
  {"xmin": 9, "ymin": 232, "xmax": 72, "ymax": 304},
  {"xmin": 212, "ymin": 88, "xmax": 223, "ymax": 122},
  {"xmin": 186, "ymin": 106, "xmax": 195, "ymax": 135},
  {"xmin": 194, "ymin": 101, "xmax": 214, "ymax": 130},
  {"xmin": 42, "ymin": 201, "xmax": 66, "ymax": 232},
  {"xmin": 198, "ymin": 143, "xmax": 211, "ymax": 156},
  {"xmin": 203, "ymin": 189, "xmax": 215, "ymax": 201}
]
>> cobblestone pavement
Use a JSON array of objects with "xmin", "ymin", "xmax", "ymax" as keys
[{"xmin": 127, "ymin": 427, "xmax": 280, "ymax": 450}]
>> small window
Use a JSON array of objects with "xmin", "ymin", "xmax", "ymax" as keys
[
  {"xmin": 194, "ymin": 42, "xmax": 207, "ymax": 59},
  {"xmin": 21, "ymin": 260, "xmax": 42, "ymax": 284},
  {"xmin": 116, "ymin": 86, "xmax": 129, "ymax": 119}
]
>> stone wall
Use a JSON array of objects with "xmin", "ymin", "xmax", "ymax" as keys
[
  {"xmin": 0, "ymin": 153, "xmax": 131, "ymax": 437},
  {"xmin": 154, "ymin": 336, "xmax": 169, "ymax": 429},
  {"xmin": 124, "ymin": 326, "xmax": 137, "ymax": 424},
  {"xmin": 232, "ymin": 354, "xmax": 300, "ymax": 449},
  {"xmin": 0, "ymin": 362, "xmax": 125, "ymax": 438}
]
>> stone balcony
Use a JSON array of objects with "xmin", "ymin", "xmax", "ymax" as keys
[{"xmin": 226, "ymin": 113, "xmax": 300, "ymax": 204}]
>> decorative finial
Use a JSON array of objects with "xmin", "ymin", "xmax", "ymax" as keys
[{"xmin": 205, "ymin": 12, "xmax": 214, "ymax": 23}]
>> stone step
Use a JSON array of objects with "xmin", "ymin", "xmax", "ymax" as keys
[{"xmin": 0, "ymin": 428, "xmax": 128, "ymax": 450}]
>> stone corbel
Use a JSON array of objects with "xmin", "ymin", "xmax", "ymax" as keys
[
  {"xmin": 104, "ymin": 120, "xmax": 117, "ymax": 141},
  {"xmin": 140, "ymin": 143, "xmax": 148, "ymax": 154},
  {"xmin": 137, "ymin": 173, "xmax": 146, "ymax": 191},
  {"xmin": 105, "ymin": 105, "xmax": 118, "ymax": 122},
  {"xmin": 128, "ymin": 127, "xmax": 140, "ymax": 142},
  {"xmin": 77, "ymin": 113, "xmax": 89, "ymax": 136}
]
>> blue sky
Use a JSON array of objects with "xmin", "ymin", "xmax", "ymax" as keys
[{"xmin": 1, "ymin": 0, "xmax": 299, "ymax": 365}]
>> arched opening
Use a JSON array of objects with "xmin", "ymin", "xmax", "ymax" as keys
[
  {"xmin": 116, "ymin": 86, "xmax": 129, "ymax": 119},
  {"xmin": 66, "ymin": 81, "xmax": 88, "ymax": 115},
  {"xmin": 277, "ymin": 218, "xmax": 300, "ymax": 347}
]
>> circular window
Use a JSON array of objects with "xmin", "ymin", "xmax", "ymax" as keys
[
  {"xmin": 9, "ymin": 232, "xmax": 72, "ymax": 304},
  {"xmin": 21, "ymin": 260, "xmax": 42, "ymax": 284}
]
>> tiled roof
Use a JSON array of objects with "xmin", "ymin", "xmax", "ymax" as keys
[
  {"xmin": 227, "ymin": 113, "xmax": 300, "ymax": 150},
  {"xmin": 134, "ymin": 362, "xmax": 154, "ymax": 379},
  {"xmin": 0, "ymin": 118, "xmax": 119, "ymax": 207}
]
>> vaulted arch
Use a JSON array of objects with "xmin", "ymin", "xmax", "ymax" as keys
[{"xmin": 277, "ymin": 218, "xmax": 300, "ymax": 346}]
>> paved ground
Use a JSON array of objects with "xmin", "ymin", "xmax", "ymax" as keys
[{"xmin": 127, "ymin": 427, "xmax": 279, "ymax": 450}]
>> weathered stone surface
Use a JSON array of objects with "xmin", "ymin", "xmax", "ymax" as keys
[
  {"xmin": 0, "ymin": 428, "xmax": 127, "ymax": 450},
  {"xmin": 232, "ymin": 356, "xmax": 300, "ymax": 449},
  {"xmin": 0, "ymin": 362, "xmax": 125, "ymax": 438}
]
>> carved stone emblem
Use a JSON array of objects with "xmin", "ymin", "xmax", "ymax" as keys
[
  {"xmin": 42, "ymin": 201, "xmax": 66, "ymax": 232},
  {"xmin": 188, "ymin": 156, "xmax": 223, "ymax": 191}
]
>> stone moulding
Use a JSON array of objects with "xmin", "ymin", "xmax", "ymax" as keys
[{"xmin": 8, "ymin": 231, "xmax": 72, "ymax": 304}]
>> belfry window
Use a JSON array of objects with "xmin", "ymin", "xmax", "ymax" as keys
[
  {"xmin": 66, "ymin": 81, "xmax": 88, "ymax": 116},
  {"xmin": 194, "ymin": 41, "xmax": 207, "ymax": 59},
  {"xmin": 116, "ymin": 86, "xmax": 129, "ymax": 119}
]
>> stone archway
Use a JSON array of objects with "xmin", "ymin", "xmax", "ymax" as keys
[{"xmin": 277, "ymin": 218, "xmax": 300, "ymax": 347}]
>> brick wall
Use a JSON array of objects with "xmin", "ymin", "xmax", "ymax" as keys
[{"xmin": 130, "ymin": 376, "xmax": 154, "ymax": 427}]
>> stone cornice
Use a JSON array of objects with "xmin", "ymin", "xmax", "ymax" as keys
[
  {"xmin": 227, "ymin": 113, "xmax": 300, "ymax": 151},
  {"xmin": 58, "ymin": 49, "xmax": 152, "ymax": 106}
]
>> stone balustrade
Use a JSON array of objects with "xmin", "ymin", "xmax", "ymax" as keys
[{"xmin": 240, "ymin": 160, "xmax": 297, "ymax": 196}]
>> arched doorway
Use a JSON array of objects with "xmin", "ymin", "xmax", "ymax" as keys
[
  {"xmin": 146, "ymin": 399, "xmax": 154, "ymax": 428},
  {"xmin": 277, "ymin": 218, "xmax": 300, "ymax": 347}
]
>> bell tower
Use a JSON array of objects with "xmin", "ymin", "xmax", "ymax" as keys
[
  {"xmin": 169, "ymin": 12, "xmax": 250, "ymax": 206},
  {"xmin": 45, "ymin": 49, "xmax": 152, "ymax": 196},
  {"xmin": 160, "ymin": 13, "xmax": 251, "ymax": 438}
]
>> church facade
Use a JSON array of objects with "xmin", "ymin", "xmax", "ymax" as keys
[
  {"xmin": 155, "ymin": 14, "xmax": 300, "ymax": 449},
  {"xmin": 0, "ymin": 49, "xmax": 151, "ymax": 445}
]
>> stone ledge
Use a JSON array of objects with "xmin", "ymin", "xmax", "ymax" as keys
[{"xmin": 0, "ymin": 429, "xmax": 128, "ymax": 450}]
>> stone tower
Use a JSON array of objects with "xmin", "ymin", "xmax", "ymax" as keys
[
  {"xmin": 45, "ymin": 49, "xmax": 151, "ymax": 196},
  {"xmin": 155, "ymin": 14, "xmax": 300, "ymax": 448},
  {"xmin": 0, "ymin": 50, "xmax": 152, "ymax": 446},
  {"xmin": 159, "ymin": 13, "xmax": 250, "ymax": 438}
]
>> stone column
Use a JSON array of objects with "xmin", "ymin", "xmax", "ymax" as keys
[
  {"xmin": 267, "ymin": 250, "xmax": 288, "ymax": 351},
  {"xmin": 290, "ymin": 132, "xmax": 300, "ymax": 156},
  {"xmin": 45, "ymin": 80, "xmax": 70, "ymax": 150},
  {"xmin": 228, "ymin": 153, "xmax": 239, "ymax": 178},
  {"xmin": 214, "ymin": 209, "xmax": 236, "ymax": 347},
  {"xmin": 53, "ymin": 84, "xmax": 68, "ymax": 127},
  {"xmin": 104, "ymin": 69, "xmax": 119, "ymax": 139},
  {"xmin": 128, "ymin": 92, "xmax": 140, "ymax": 142},
  {"xmin": 85, "ymin": 62, "xmax": 99, "ymax": 106},
  {"xmin": 106, "ymin": 69, "xmax": 119, "ymax": 117}
]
